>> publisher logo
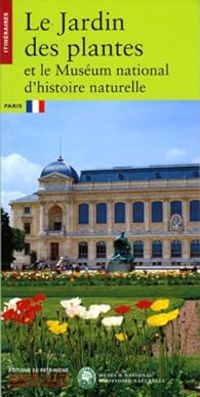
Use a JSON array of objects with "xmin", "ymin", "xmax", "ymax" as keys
[
  {"xmin": 77, "ymin": 367, "xmax": 96, "ymax": 390},
  {"xmin": 0, "ymin": 0, "xmax": 12, "ymax": 64}
]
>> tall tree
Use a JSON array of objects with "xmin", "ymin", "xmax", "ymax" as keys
[{"xmin": 1, "ymin": 208, "xmax": 25, "ymax": 270}]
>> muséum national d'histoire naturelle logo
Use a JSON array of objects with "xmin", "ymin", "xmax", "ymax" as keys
[{"xmin": 77, "ymin": 367, "xmax": 97, "ymax": 390}]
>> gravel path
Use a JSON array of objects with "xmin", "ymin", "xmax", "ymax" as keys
[
  {"xmin": 179, "ymin": 300, "xmax": 200, "ymax": 355},
  {"xmin": 166, "ymin": 300, "xmax": 200, "ymax": 356}
]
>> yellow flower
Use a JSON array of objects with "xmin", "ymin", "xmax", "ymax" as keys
[
  {"xmin": 166, "ymin": 308, "xmax": 180, "ymax": 321},
  {"xmin": 151, "ymin": 299, "xmax": 170, "ymax": 312},
  {"xmin": 115, "ymin": 332, "xmax": 128, "ymax": 342},
  {"xmin": 147, "ymin": 308, "xmax": 179, "ymax": 327},
  {"xmin": 147, "ymin": 313, "xmax": 170, "ymax": 327},
  {"xmin": 46, "ymin": 320, "xmax": 68, "ymax": 335}
]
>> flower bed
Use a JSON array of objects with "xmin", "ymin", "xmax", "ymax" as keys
[
  {"xmin": 2, "ymin": 269, "xmax": 200, "ymax": 287},
  {"xmin": 2, "ymin": 295, "xmax": 197, "ymax": 396}
]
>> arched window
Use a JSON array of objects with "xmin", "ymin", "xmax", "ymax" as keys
[
  {"xmin": 152, "ymin": 201, "xmax": 163, "ymax": 222},
  {"xmin": 190, "ymin": 200, "xmax": 200, "ymax": 221},
  {"xmin": 171, "ymin": 240, "xmax": 182, "ymax": 258},
  {"xmin": 78, "ymin": 242, "xmax": 88, "ymax": 258},
  {"xmin": 96, "ymin": 241, "xmax": 106, "ymax": 258},
  {"xmin": 152, "ymin": 241, "xmax": 162, "ymax": 258},
  {"xmin": 48, "ymin": 205, "xmax": 63, "ymax": 231},
  {"xmin": 190, "ymin": 240, "xmax": 200, "ymax": 258},
  {"xmin": 133, "ymin": 202, "xmax": 144, "ymax": 223},
  {"xmin": 133, "ymin": 241, "xmax": 144, "ymax": 258},
  {"xmin": 79, "ymin": 204, "xmax": 89, "ymax": 224},
  {"xmin": 170, "ymin": 201, "xmax": 182, "ymax": 216},
  {"xmin": 114, "ymin": 202, "xmax": 125, "ymax": 223},
  {"xmin": 96, "ymin": 203, "xmax": 107, "ymax": 224}
]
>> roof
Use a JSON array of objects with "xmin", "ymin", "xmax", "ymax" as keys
[
  {"xmin": 10, "ymin": 193, "xmax": 39, "ymax": 204},
  {"xmin": 80, "ymin": 164, "xmax": 200, "ymax": 183},
  {"xmin": 40, "ymin": 156, "xmax": 79, "ymax": 182}
]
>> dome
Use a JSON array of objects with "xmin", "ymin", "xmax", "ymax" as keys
[{"xmin": 40, "ymin": 156, "xmax": 79, "ymax": 182}]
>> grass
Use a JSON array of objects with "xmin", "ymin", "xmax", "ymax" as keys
[{"xmin": 2, "ymin": 284, "xmax": 200, "ymax": 299}]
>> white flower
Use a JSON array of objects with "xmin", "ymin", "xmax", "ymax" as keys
[
  {"xmin": 101, "ymin": 316, "xmax": 123, "ymax": 327},
  {"xmin": 79, "ymin": 307, "xmax": 100, "ymax": 320},
  {"xmin": 65, "ymin": 305, "xmax": 86, "ymax": 318},
  {"xmin": 4, "ymin": 298, "xmax": 22, "ymax": 311},
  {"xmin": 60, "ymin": 297, "xmax": 82, "ymax": 309},
  {"xmin": 1, "ymin": 298, "xmax": 22, "ymax": 320},
  {"xmin": 89, "ymin": 304, "xmax": 111, "ymax": 314}
]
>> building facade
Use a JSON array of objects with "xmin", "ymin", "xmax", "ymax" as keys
[{"xmin": 10, "ymin": 157, "xmax": 200, "ymax": 266}]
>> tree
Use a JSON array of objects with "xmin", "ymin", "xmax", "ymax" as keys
[{"xmin": 1, "ymin": 208, "xmax": 25, "ymax": 270}]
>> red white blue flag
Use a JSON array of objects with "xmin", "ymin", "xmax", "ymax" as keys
[{"xmin": 26, "ymin": 100, "xmax": 45, "ymax": 113}]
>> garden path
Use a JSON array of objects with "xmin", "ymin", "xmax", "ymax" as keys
[
  {"xmin": 166, "ymin": 300, "xmax": 200, "ymax": 355},
  {"xmin": 179, "ymin": 300, "xmax": 200, "ymax": 355}
]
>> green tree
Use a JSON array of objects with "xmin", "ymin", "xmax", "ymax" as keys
[{"xmin": 1, "ymin": 208, "xmax": 25, "ymax": 270}]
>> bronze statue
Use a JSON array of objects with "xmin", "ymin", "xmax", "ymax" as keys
[{"xmin": 110, "ymin": 232, "xmax": 134, "ymax": 264}]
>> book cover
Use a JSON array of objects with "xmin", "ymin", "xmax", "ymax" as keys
[{"xmin": 1, "ymin": 1, "xmax": 200, "ymax": 396}]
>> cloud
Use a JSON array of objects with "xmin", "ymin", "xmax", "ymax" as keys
[
  {"xmin": 1, "ymin": 190, "xmax": 26, "ymax": 214},
  {"xmin": 1, "ymin": 153, "xmax": 41, "ymax": 212},
  {"xmin": 1, "ymin": 153, "xmax": 41, "ymax": 190},
  {"xmin": 164, "ymin": 148, "xmax": 186, "ymax": 162}
]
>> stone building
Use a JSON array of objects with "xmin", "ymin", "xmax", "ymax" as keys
[{"xmin": 10, "ymin": 156, "xmax": 200, "ymax": 266}]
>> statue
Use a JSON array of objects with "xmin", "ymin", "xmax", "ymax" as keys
[{"xmin": 108, "ymin": 232, "xmax": 134, "ymax": 272}]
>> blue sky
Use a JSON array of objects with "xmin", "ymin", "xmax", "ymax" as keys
[{"xmin": 1, "ymin": 100, "xmax": 200, "ymax": 212}]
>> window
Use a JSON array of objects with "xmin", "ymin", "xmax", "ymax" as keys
[
  {"xmin": 152, "ymin": 201, "xmax": 163, "ymax": 222},
  {"xmin": 96, "ymin": 203, "xmax": 107, "ymax": 224},
  {"xmin": 24, "ymin": 223, "xmax": 31, "ymax": 234},
  {"xmin": 54, "ymin": 222, "xmax": 62, "ymax": 231},
  {"xmin": 96, "ymin": 241, "xmax": 106, "ymax": 258},
  {"xmin": 190, "ymin": 200, "xmax": 200, "ymax": 221},
  {"xmin": 48, "ymin": 205, "xmax": 63, "ymax": 231},
  {"xmin": 152, "ymin": 241, "xmax": 162, "ymax": 258},
  {"xmin": 133, "ymin": 241, "xmax": 144, "ymax": 258},
  {"xmin": 24, "ymin": 207, "xmax": 30, "ymax": 214},
  {"xmin": 78, "ymin": 242, "xmax": 88, "ymax": 258},
  {"xmin": 170, "ymin": 201, "xmax": 182, "ymax": 216},
  {"xmin": 133, "ymin": 202, "xmax": 144, "ymax": 223},
  {"xmin": 114, "ymin": 202, "xmax": 125, "ymax": 223},
  {"xmin": 24, "ymin": 243, "xmax": 30, "ymax": 255},
  {"xmin": 50, "ymin": 242, "xmax": 59, "ymax": 261},
  {"xmin": 155, "ymin": 172, "xmax": 161, "ymax": 179},
  {"xmin": 190, "ymin": 240, "xmax": 200, "ymax": 258},
  {"xmin": 171, "ymin": 240, "xmax": 182, "ymax": 258},
  {"xmin": 79, "ymin": 204, "xmax": 89, "ymax": 224}
]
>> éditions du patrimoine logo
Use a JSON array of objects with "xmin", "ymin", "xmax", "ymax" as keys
[{"xmin": 77, "ymin": 367, "xmax": 97, "ymax": 390}]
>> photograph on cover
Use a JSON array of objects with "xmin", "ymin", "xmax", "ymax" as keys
[{"xmin": 1, "ymin": 100, "xmax": 200, "ymax": 396}]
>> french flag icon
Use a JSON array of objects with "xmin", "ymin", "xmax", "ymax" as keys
[{"xmin": 26, "ymin": 100, "xmax": 45, "ymax": 113}]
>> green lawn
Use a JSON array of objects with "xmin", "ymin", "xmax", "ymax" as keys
[{"xmin": 2, "ymin": 284, "xmax": 200, "ymax": 299}]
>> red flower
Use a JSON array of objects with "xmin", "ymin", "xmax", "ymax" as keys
[
  {"xmin": 17, "ymin": 296, "xmax": 44, "ymax": 311},
  {"xmin": 2, "ymin": 294, "xmax": 45, "ymax": 325},
  {"xmin": 2, "ymin": 309, "xmax": 17, "ymax": 321},
  {"xmin": 16, "ymin": 309, "xmax": 36, "ymax": 324},
  {"xmin": 16, "ymin": 298, "xmax": 32, "ymax": 311},
  {"xmin": 136, "ymin": 300, "xmax": 153, "ymax": 310},
  {"xmin": 31, "ymin": 303, "xmax": 42, "ymax": 313},
  {"xmin": 114, "ymin": 305, "xmax": 131, "ymax": 315},
  {"xmin": 32, "ymin": 294, "xmax": 46, "ymax": 303}
]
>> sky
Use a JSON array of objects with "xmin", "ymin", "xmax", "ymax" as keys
[{"xmin": 1, "ymin": 100, "xmax": 200, "ymax": 213}]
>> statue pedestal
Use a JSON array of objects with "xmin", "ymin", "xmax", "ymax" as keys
[{"xmin": 108, "ymin": 262, "xmax": 132, "ymax": 272}]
